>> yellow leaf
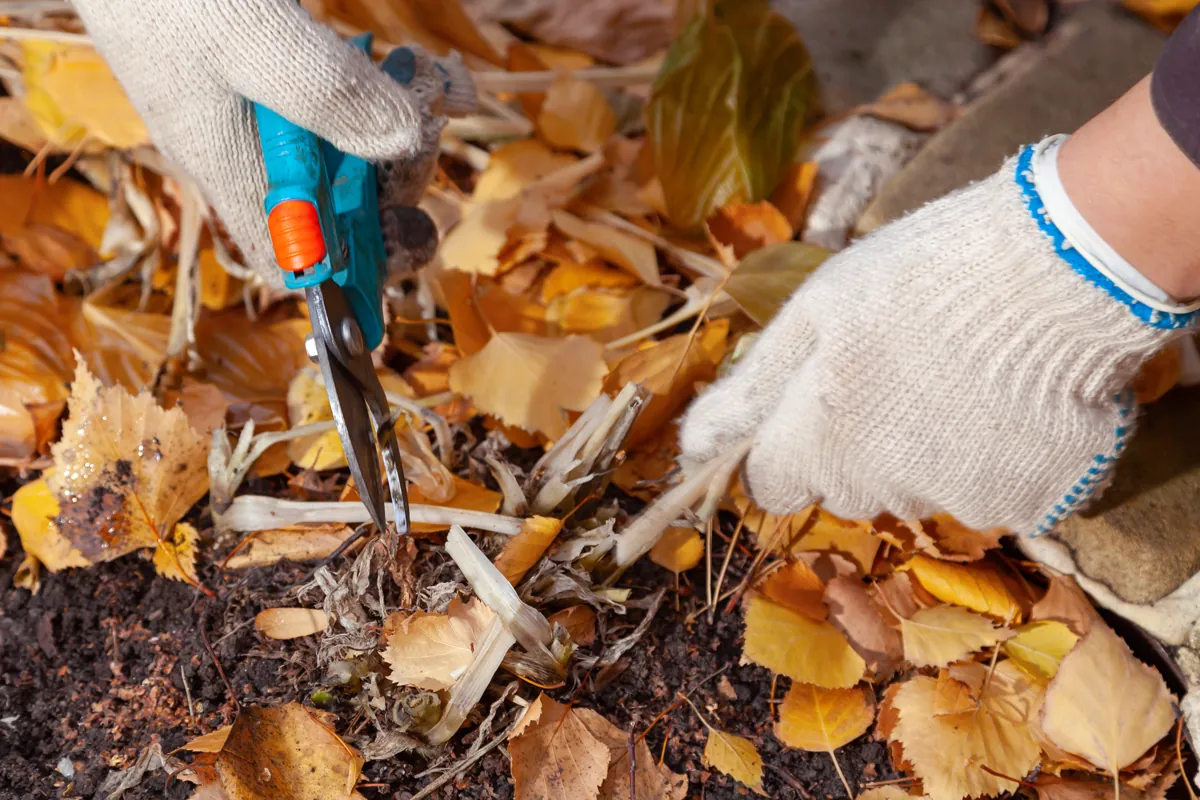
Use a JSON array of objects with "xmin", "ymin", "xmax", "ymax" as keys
[
  {"xmin": 1003, "ymin": 621, "xmax": 1079, "ymax": 681},
  {"xmin": 153, "ymin": 521, "xmax": 201, "ymax": 585},
  {"xmin": 769, "ymin": 161, "xmax": 819, "ymax": 231},
  {"xmin": 548, "ymin": 605, "xmax": 597, "ymax": 646},
  {"xmin": 931, "ymin": 670, "xmax": 977, "ymax": 716},
  {"xmin": 1041, "ymin": 624, "xmax": 1176, "ymax": 774},
  {"xmin": 703, "ymin": 728, "xmax": 765, "ymax": 794},
  {"xmin": 448, "ymin": 332, "xmax": 607, "ymax": 438},
  {"xmin": 286, "ymin": 366, "xmax": 346, "ymax": 471},
  {"xmin": 857, "ymin": 788, "xmax": 925, "ymax": 800},
  {"xmin": 900, "ymin": 554, "xmax": 1024, "ymax": 620},
  {"xmin": 743, "ymin": 595, "xmax": 866, "ymax": 688},
  {"xmin": 793, "ymin": 510, "xmax": 882, "ymax": 575},
  {"xmin": 214, "ymin": 703, "xmax": 362, "ymax": 800},
  {"xmin": 49, "ymin": 360, "xmax": 209, "ymax": 567},
  {"xmin": 181, "ymin": 725, "xmax": 233, "ymax": 754},
  {"xmin": 859, "ymin": 82, "xmax": 960, "ymax": 132},
  {"xmin": 758, "ymin": 559, "xmax": 826, "ymax": 620},
  {"xmin": 508, "ymin": 694, "xmax": 612, "ymax": 800},
  {"xmin": 21, "ymin": 42, "xmax": 148, "ymax": 149},
  {"xmin": 891, "ymin": 661, "xmax": 1043, "ymax": 800},
  {"xmin": 537, "ymin": 73, "xmax": 617, "ymax": 153},
  {"xmin": 650, "ymin": 526, "xmax": 705, "ymax": 573},
  {"xmin": 11, "ymin": 476, "xmax": 90, "ymax": 572},
  {"xmin": 708, "ymin": 200, "xmax": 793, "ymax": 259},
  {"xmin": 254, "ymin": 607, "xmax": 330, "ymax": 640},
  {"xmin": 474, "ymin": 140, "xmax": 579, "ymax": 203},
  {"xmin": 899, "ymin": 605, "xmax": 1014, "ymax": 669},
  {"xmin": 546, "ymin": 285, "xmax": 670, "ymax": 345},
  {"xmin": 541, "ymin": 260, "xmax": 641, "ymax": 302},
  {"xmin": 380, "ymin": 598, "xmax": 495, "ymax": 691},
  {"xmin": 552, "ymin": 209, "xmax": 660, "ymax": 285},
  {"xmin": 776, "ymin": 683, "xmax": 875, "ymax": 752},
  {"xmin": 494, "ymin": 516, "xmax": 564, "ymax": 584},
  {"xmin": 440, "ymin": 197, "xmax": 537, "ymax": 277},
  {"xmin": 199, "ymin": 247, "xmax": 243, "ymax": 311}
]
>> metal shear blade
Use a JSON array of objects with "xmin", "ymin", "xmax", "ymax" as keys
[{"xmin": 307, "ymin": 281, "xmax": 411, "ymax": 538}]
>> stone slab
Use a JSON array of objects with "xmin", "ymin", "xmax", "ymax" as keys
[
  {"xmin": 771, "ymin": 0, "xmax": 998, "ymax": 114},
  {"xmin": 855, "ymin": 4, "xmax": 1164, "ymax": 233}
]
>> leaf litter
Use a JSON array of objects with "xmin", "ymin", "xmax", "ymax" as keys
[{"xmin": 0, "ymin": 0, "xmax": 1190, "ymax": 798}]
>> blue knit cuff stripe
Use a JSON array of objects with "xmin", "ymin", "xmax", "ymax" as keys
[{"xmin": 1014, "ymin": 145, "xmax": 1199, "ymax": 330}]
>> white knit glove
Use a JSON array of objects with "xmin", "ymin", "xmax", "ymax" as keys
[
  {"xmin": 681, "ymin": 139, "xmax": 1200, "ymax": 536},
  {"xmin": 71, "ymin": 0, "xmax": 476, "ymax": 286}
]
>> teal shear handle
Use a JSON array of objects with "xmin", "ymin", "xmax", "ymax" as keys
[{"xmin": 252, "ymin": 32, "xmax": 419, "ymax": 352}]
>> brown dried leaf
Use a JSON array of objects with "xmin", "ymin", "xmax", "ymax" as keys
[
  {"xmin": 224, "ymin": 524, "xmax": 355, "ymax": 569},
  {"xmin": 552, "ymin": 210, "xmax": 660, "ymax": 285},
  {"xmin": 859, "ymin": 83, "xmax": 960, "ymax": 132},
  {"xmin": 922, "ymin": 514, "xmax": 1006, "ymax": 562},
  {"xmin": 548, "ymin": 605, "xmax": 597, "ymax": 646},
  {"xmin": 708, "ymin": 201, "xmax": 792, "ymax": 259},
  {"xmin": 508, "ymin": 694, "xmax": 612, "ymax": 800},
  {"xmin": 537, "ymin": 73, "xmax": 617, "ymax": 154},
  {"xmin": 1032, "ymin": 575, "xmax": 1102, "ymax": 636},
  {"xmin": 471, "ymin": 0, "xmax": 674, "ymax": 64},
  {"xmin": 825, "ymin": 576, "xmax": 903, "ymax": 677}
]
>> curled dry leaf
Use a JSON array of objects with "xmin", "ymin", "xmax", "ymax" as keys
[
  {"xmin": 407, "ymin": 474, "xmax": 504, "ymax": 533},
  {"xmin": 890, "ymin": 660, "xmax": 1042, "ymax": 800},
  {"xmin": 494, "ymin": 516, "xmax": 564, "ymax": 585},
  {"xmin": 899, "ymin": 605, "xmax": 1014, "ymax": 669},
  {"xmin": 1031, "ymin": 574, "xmax": 1102, "ymax": 636},
  {"xmin": 448, "ymin": 332, "xmax": 608, "ymax": 439},
  {"xmin": 254, "ymin": 607, "xmax": 330, "ymax": 640},
  {"xmin": 922, "ymin": 514, "xmax": 1007, "ymax": 562},
  {"xmin": 650, "ymin": 526, "xmax": 705, "ymax": 573},
  {"xmin": 224, "ymin": 524, "xmax": 354, "ymax": 569},
  {"xmin": 742, "ymin": 595, "xmax": 866, "ymax": 688},
  {"xmin": 758, "ymin": 559, "xmax": 827, "ymax": 620},
  {"xmin": 824, "ymin": 576, "xmax": 903, "ymax": 677},
  {"xmin": 1002, "ymin": 620, "xmax": 1078, "ymax": 681},
  {"xmin": 49, "ymin": 361, "xmax": 209, "ymax": 576},
  {"xmin": 208, "ymin": 703, "xmax": 362, "ymax": 800},
  {"xmin": 899, "ymin": 554, "xmax": 1024, "ymax": 621},
  {"xmin": 11, "ymin": 476, "xmax": 90, "ymax": 572},
  {"xmin": 703, "ymin": 728, "xmax": 766, "ymax": 795},
  {"xmin": 776, "ymin": 683, "xmax": 875, "ymax": 752},
  {"xmin": 547, "ymin": 605, "xmax": 597, "ymax": 646},
  {"xmin": 537, "ymin": 74, "xmax": 617, "ymax": 154},
  {"xmin": 1040, "ymin": 624, "xmax": 1176, "ymax": 774},
  {"xmin": 381, "ymin": 597, "xmax": 495, "ymax": 691},
  {"xmin": 858, "ymin": 83, "xmax": 960, "ymax": 132}
]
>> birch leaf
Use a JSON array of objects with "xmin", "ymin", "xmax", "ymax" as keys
[
  {"xmin": 650, "ymin": 526, "xmax": 705, "ymax": 573},
  {"xmin": 1032, "ymin": 575, "xmax": 1102, "ymax": 636},
  {"xmin": 900, "ymin": 605, "xmax": 1014, "ymax": 668},
  {"xmin": 891, "ymin": 661, "xmax": 1042, "ymax": 800},
  {"xmin": 1041, "ymin": 624, "xmax": 1176, "ymax": 774},
  {"xmin": 775, "ymin": 683, "xmax": 875, "ymax": 751},
  {"xmin": 899, "ymin": 554, "xmax": 1024, "ymax": 620},
  {"xmin": 153, "ymin": 521, "xmax": 201, "ymax": 586},
  {"xmin": 474, "ymin": 140, "xmax": 578, "ymax": 203},
  {"xmin": 825, "ymin": 576, "xmax": 903, "ymax": 677},
  {"xmin": 381, "ymin": 597, "xmax": 495, "ymax": 691},
  {"xmin": 49, "ymin": 360, "xmax": 209, "ymax": 566},
  {"xmin": 743, "ymin": 595, "xmax": 866, "ymax": 688},
  {"xmin": 538, "ymin": 74, "xmax": 617, "ymax": 153},
  {"xmin": 182, "ymin": 726, "xmax": 233, "ymax": 754},
  {"xmin": 494, "ymin": 516, "xmax": 564, "ymax": 585},
  {"xmin": 547, "ymin": 605, "xmax": 597, "ymax": 646},
  {"xmin": 448, "ymin": 332, "xmax": 607, "ymax": 438},
  {"xmin": 792, "ymin": 510, "xmax": 881, "ymax": 575},
  {"xmin": 11, "ymin": 476, "xmax": 89, "ymax": 572},
  {"xmin": 1003, "ymin": 620, "xmax": 1078, "ymax": 681},
  {"xmin": 759, "ymin": 559, "xmax": 827, "ymax": 620},
  {"xmin": 703, "ymin": 729, "xmax": 765, "ymax": 794},
  {"xmin": 551, "ymin": 210, "xmax": 660, "ymax": 285},
  {"xmin": 509, "ymin": 694, "xmax": 611, "ymax": 800}
]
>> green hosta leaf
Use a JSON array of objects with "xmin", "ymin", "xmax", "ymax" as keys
[
  {"xmin": 726, "ymin": 241, "xmax": 828, "ymax": 325},
  {"xmin": 647, "ymin": 0, "xmax": 818, "ymax": 231}
]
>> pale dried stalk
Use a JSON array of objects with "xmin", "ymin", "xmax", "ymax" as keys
[
  {"xmin": 445, "ymin": 116, "xmax": 533, "ymax": 141},
  {"xmin": 608, "ymin": 436, "xmax": 753, "ymax": 574},
  {"xmin": 424, "ymin": 618, "xmax": 515, "ymax": 745},
  {"xmin": 163, "ymin": 180, "xmax": 203, "ymax": 369},
  {"xmin": 471, "ymin": 63, "xmax": 660, "ymax": 93},
  {"xmin": 224, "ymin": 496, "xmax": 525, "ymax": 535},
  {"xmin": 0, "ymin": 26, "xmax": 90, "ymax": 44},
  {"xmin": 583, "ymin": 207, "xmax": 727, "ymax": 280},
  {"xmin": 208, "ymin": 420, "xmax": 336, "ymax": 516}
]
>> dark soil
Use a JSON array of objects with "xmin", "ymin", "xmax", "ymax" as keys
[{"xmin": 0, "ymin": 506, "xmax": 897, "ymax": 800}]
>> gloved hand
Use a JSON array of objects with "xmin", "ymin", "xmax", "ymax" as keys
[
  {"xmin": 71, "ymin": 0, "xmax": 476, "ymax": 287},
  {"xmin": 681, "ymin": 137, "xmax": 1200, "ymax": 537}
]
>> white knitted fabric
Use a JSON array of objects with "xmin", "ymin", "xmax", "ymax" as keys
[
  {"xmin": 71, "ymin": 0, "xmax": 475, "ymax": 287},
  {"xmin": 681, "ymin": 145, "xmax": 1199, "ymax": 536}
]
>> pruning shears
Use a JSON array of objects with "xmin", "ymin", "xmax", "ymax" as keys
[{"xmin": 252, "ymin": 33, "xmax": 434, "ymax": 544}]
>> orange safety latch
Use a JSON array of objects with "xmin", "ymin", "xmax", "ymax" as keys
[{"xmin": 267, "ymin": 199, "xmax": 326, "ymax": 272}]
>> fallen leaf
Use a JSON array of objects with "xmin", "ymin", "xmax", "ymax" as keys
[
  {"xmin": 859, "ymin": 83, "xmax": 960, "ymax": 132},
  {"xmin": 1123, "ymin": 0, "xmax": 1199, "ymax": 32},
  {"xmin": 440, "ymin": 197, "xmax": 543, "ymax": 277},
  {"xmin": 474, "ymin": 140, "xmax": 579, "ymax": 203},
  {"xmin": 793, "ymin": 511, "xmax": 882, "ymax": 575},
  {"xmin": 547, "ymin": 285, "xmax": 670, "ymax": 345},
  {"xmin": 775, "ymin": 683, "xmax": 875, "ymax": 751},
  {"xmin": 254, "ymin": 608, "xmax": 330, "ymax": 640},
  {"xmin": 932, "ymin": 669, "xmax": 977, "ymax": 716},
  {"xmin": 923, "ymin": 514, "xmax": 1006, "ymax": 562},
  {"xmin": 708, "ymin": 201, "xmax": 793, "ymax": 259},
  {"xmin": 1032, "ymin": 575, "xmax": 1102, "ymax": 636},
  {"xmin": 448, "ymin": 332, "xmax": 607, "ymax": 438},
  {"xmin": 285, "ymin": 366, "xmax": 347, "ymax": 471},
  {"xmin": 871, "ymin": 573, "xmax": 924, "ymax": 624},
  {"xmin": 381, "ymin": 597, "xmax": 495, "ymax": 690},
  {"xmin": 67, "ymin": 298, "xmax": 171, "ymax": 391},
  {"xmin": 471, "ymin": 0, "xmax": 674, "ymax": 64},
  {"xmin": 743, "ymin": 594, "xmax": 866, "ymax": 688},
  {"xmin": 494, "ymin": 516, "xmax": 564, "ymax": 584},
  {"xmin": 551, "ymin": 210, "xmax": 660, "ymax": 285},
  {"xmin": 321, "ymin": 0, "xmax": 503, "ymax": 64},
  {"xmin": 182, "ymin": 726, "xmax": 233, "ymax": 754},
  {"xmin": 213, "ymin": 703, "xmax": 362, "ymax": 800},
  {"xmin": 587, "ymin": 707, "xmax": 689, "ymax": 800},
  {"xmin": 858, "ymin": 788, "xmax": 924, "ymax": 800},
  {"xmin": 728, "ymin": 481, "xmax": 816, "ymax": 554},
  {"xmin": 541, "ymin": 260, "xmax": 641, "ymax": 302},
  {"xmin": 164, "ymin": 381, "xmax": 230, "ymax": 436},
  {"xmin": 726, "ymin": 241, "xmax": 829, "ymax": 326},
  {"xmin": 1041, "ymin": 624, "xmax": 1176, "ymax": 774},
  {"xmin": 769, "ymin": 161, "xmax": 819, "ymax": 230},
  {"xmin": 899, "ymin": 554, "xmax": 1024, "ymax": 621},
  {"xmin": 3, "ymin": 225, "xmax": 95, "ymax": 280},
  {"xmin": 508, "ymin": 694, "xmax": 612, "ymax": 800},
  {"xmin": 825, "ymin": 576, "xmax": 903, "ymax": 677},
  {"xmin": 538, "ymin": 73, "xmax": 617, "ymax": 153},
  {"xmin": 548, "ymin": 605, "xmax": 597, "ymax": 646},
  {"xmin": 899, "ymin": 605, "xmax": 1014, "ymax": 668},
  {"xmin": 49, "ymin": 361, "xmax": 209, "ymax": 572},
  {"xmin": 224, "ymin": 524, "xmax": 355, "ymax": 569},
  {"xmin": 647, "ymin": 0, "xmax": 817, "ymax": 229},
  {"xmin": 891, "ymin": 660, "xmax": 1042, "ymax": 800},
  {"xmin": 758, "ymin": 559, "xmax": 827, "ymax": 620},
  {"xmin": 198, "ymin": 247, "xmax": 243, "ymax": 311},
  {"xmin": 11, "ymin": 476, "xmax": 89, "ymax": 571},
  {"xmin": 603, "ymin": 320, "xmax": 728, "ymax": 447},
  {"xmin": 650, "ymin": 526, "xmax": 705, "ymax": 573},
  {"xmin": 154, "ymin": 521, "xmax": 201, "ymax": 585},
  {"xmin": 1003, "ymin": 620, "xmax": 1079, "ymax": 681},
  {"xmin": 703, "ymin": 728, "xmax": 765, "ymax": 794}
]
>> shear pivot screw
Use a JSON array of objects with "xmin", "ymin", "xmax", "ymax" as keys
[{"xmin": 305, "ymin": 335, "xmax": 319, "ymax": 361}]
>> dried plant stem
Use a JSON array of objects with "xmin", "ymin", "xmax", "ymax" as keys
[
  {"xmin": 709, "ymin": 515, "xmax": 747, "ymax": 624},
  {"xmin": 583, "ymin": 208, "xmax": 727, "ymax": 279},
  {"xmin": 224, "ymin": 496, "xmax": 525, "ymax": 535},
  {"xmin": 445, "ymin": 116, "xmax": 533, "ymax": 141},
  {"xmin": 0, "ymin": 26, "xmax": 90, "ymax": 44},
  {"xmin": 827, "ymin": 748, "xmax": 854, "ymax": 799},
  {"xmin": 471, "ymin": 63, "xmax": 660, "ymax": 93}
]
